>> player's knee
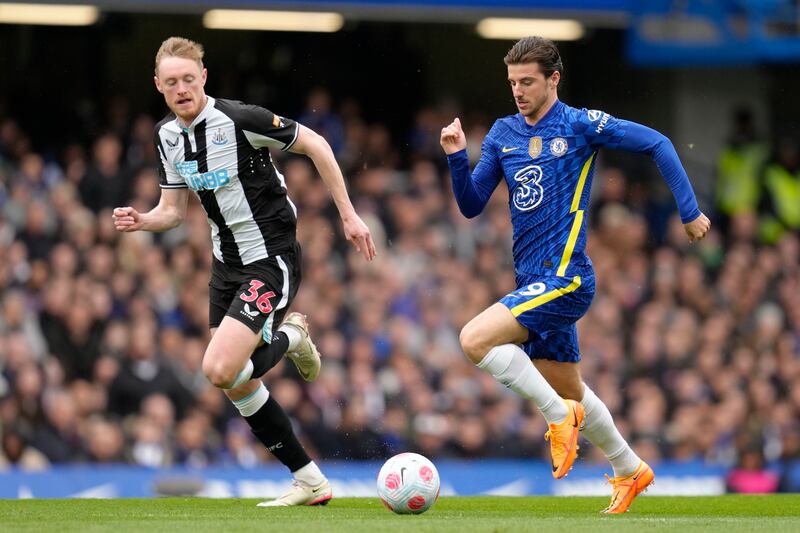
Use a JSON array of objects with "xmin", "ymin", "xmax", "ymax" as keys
[
  {"xmin": 202, "ymin": 355, "xmax": 238, "ymax": 389},
  {"xmin": 459, "ymin": 324, "xmax": 489, "ymax": 364}
]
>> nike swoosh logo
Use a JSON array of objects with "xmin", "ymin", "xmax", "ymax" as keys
[
  {"xmin": 400, "ymin": 467, "xmax": 407, "ymax": 484},
  {"xmin": 571, "ymin": 405, "xmax": 579, "ymax": 428},
  {"xmin": 552, "ymin": 461, "xmax": 558, "ymax": 473},
  {"xmin": 501, "ymin": 146, "xmax": 520, "ymax": 153},
  {"xmin": 311, "ymin": 486, "xmax": 323, "ymax": 493},
  {"xmin": 632, "ymin": 473, "xmax": 640, "ymax": 481}
]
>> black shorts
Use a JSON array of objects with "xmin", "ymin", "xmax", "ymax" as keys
[{"xmin": 209, "ymin": 242, "xmax": 302, "ymax": 343}]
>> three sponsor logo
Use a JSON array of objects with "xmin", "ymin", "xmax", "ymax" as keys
[{"xmin": 512, "ymin": 165, "xmax": 545, "ymax": 212}]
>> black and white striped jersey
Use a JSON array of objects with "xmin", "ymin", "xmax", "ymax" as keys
[{"xmin": 154, "ymin": 96, "xmax": 300, "ymax": 266}]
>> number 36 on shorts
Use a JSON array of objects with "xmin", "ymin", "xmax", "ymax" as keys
[{"xmin": 239, "ymin": 279, "xmax": 275, "ymax": 314}]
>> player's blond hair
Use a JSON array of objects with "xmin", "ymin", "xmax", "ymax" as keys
[{"xmin": 154, "ymin": 36, "xmax": 204, "ymax": 76}]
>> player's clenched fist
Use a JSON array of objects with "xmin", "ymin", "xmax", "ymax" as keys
[
  {"xmin": 684, "ymin": 212, "xmax": 711, "ymax": 243},
  {"xmin": 440, "ymin": 117, "xmax": 467, "ymax": 155},
  {"xmin": 112, "ymin": 206, "xmax": 143, "ymax": 232}
]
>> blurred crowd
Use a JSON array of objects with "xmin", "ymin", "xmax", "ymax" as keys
[{"xmin": 0, "ymin": 89, "xmax": 798, "ymax": 492}]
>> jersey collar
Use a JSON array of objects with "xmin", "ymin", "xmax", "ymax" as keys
[
  {"xmin": 516, "ymin": 99, "xmax": 563, "ymax": 131},
  {"xmin": 175, "ymin": 95, "xmax": 215, "ymax": 132}
]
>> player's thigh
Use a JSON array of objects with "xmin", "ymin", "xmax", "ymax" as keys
[
  {"xmin": 209, "ymin": 323, "xmax": 262, "ymax": 401},
  {"xmin": 205, "ymin": 327, "xmax": 261, "ymax": 405},
  {"xmin": 203, "ymin": 316, "xmax": 262, "ymax": 380},
  {"xmin": 205, "ymin": 256, "xmax": 295, "ymax": 378},
  {"xmin": 460, "ymin": 303, "xmax": 529, "ymax": 361}
]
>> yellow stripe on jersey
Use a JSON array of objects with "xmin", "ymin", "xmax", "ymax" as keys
[
  {"xmin": 511, "ymin": 276, "xmax": 582, "ymax": 317},
  {"xmin": 557, "ymin": 153, "xmax": 596, "ymax": 277},
  {"xmin": 570, "ymin": 153, "xmax": 596, "ymax": 214},
  {"xmin": 557, "ymin": 210, "xmax": 584, "ymax": 276}
]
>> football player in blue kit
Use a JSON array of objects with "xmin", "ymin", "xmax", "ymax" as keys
[{"xmin": 440, "ymin": 36, "xmax": 710, "ymax": 513}]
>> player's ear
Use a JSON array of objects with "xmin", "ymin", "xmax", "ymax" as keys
[
  {"xmin": 201, "ymin": 68, "xmax": 208, "ymax": 87},
  {"xmin": 549, "ymin": 71, "xmax": 561, "ymax": 89},
  {"xmin": 154, "ymin": 75, "xmax": 163, "ymax": 94}
]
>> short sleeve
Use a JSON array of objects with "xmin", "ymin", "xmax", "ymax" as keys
[
  {"xmin": 217, "ymin": 100, "xmax": 299, "ymax": 151},
  {"xmin": 155, "ymin": 128, "xmax": 186, "ymax": 189}
]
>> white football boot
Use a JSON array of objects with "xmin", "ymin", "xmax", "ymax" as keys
[
  {"xmin": 281, "ymin": 312, "xmax": 321, "ymax": 382},
  {"xmin": 257, "ymin": 479, "xmax": 332, "ymax": 507}
]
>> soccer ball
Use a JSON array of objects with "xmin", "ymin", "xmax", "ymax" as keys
[{"xmin": 376, "ymin": 452, "xmax": 440, "ymax": 514}]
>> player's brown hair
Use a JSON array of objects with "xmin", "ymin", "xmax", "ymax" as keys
[
  {"xmin": 504, "ymin": 36, "xmax": 563, "ymax": 78},
  {"xmin": 154, "ymin": 36, "xmax": 204, "ymax": 75}
]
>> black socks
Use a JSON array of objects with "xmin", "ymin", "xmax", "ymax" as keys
[
  {"xmin": 245, "ymin": 394, "xmax": 311, "ymax": 472},
  {"xmin": 250, "ymin": 331, "xmax": 290, "ymax": 379}
]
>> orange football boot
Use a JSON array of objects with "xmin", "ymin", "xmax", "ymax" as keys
[
  {"xmin": 602, "ymin": 460, "xmax": 655, "ymax": 514},
  {"xmin": 544, "ymin": 399, "xmax": 584, "ymax": 479}
]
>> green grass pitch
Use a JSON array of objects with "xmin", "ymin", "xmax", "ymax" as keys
[{"xmin": 2, "ymin": 496, "xmax": 799, "ymax": 532}]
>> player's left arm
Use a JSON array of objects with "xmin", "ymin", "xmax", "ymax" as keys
[
  {"xmin": 589, "ymin": 114, "xmax": 710, "ymax": 242},
  {"xmin": 290, "ymin": 124, "xmax": 376, "ymax": 260},
  {"xmin": 226, "ymin": 100, "xmax": 374, "ymax": 259}
]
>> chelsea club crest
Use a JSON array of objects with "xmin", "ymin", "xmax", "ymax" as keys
[{"xmin": 550, "ymin": 137, "xmax": 568, "ymax": 157}]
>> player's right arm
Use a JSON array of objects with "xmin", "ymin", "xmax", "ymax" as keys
[
  {"xmin": 114, "ymin": 125, "xmax": 189, "ymax": 233},
  {"xmin": 441, "ymin": 118, "xmax": 502, "ymax": 218},
  {"xmin": 113, "ymin": 188, "xmax": 189, "ymax": 232}
]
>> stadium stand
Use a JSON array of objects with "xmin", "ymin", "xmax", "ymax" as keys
[{"xmin": 0, "ymin": 86, "xmax": 798, "ymax": 493}]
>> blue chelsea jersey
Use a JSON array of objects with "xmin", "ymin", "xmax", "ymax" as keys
[
  {"xmin": 447, "ymin": 100, "xmax": 701, "ymax": 279},
  {"xmin": 484, "ymin": 101, "xmax": 610, "ymax": 278}
]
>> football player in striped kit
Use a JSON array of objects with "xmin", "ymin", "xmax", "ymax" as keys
[{"xmin": 113, "ymin": 36, "xmax": 376, "ymax": 507}]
